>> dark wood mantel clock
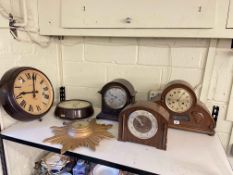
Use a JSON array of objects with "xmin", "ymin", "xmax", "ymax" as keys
[
  {"xmin": 152, "ymin": 80, "xmax": 216, "ymax": 135},
  {"xmin": 118, "ymin": 101, "xmax": 169, "ymax": 150},
  {"xmin": 96, "ymin": 79, "xmax": 136, "ymax": 121}
]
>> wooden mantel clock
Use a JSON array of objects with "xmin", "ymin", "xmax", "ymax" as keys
[
  {"xmin": 152, "ymin": 80, "xmax": 216, "ymax": 135},
  {"xmin": 118, "ymin": 101, "xmax": 169, "ymax": 150},
  {"xmin": 96, "ymin": 79, "xmax": 136, "ymax": 121}
]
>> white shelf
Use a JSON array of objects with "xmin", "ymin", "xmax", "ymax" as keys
[{"xmin": 1, "ymin": 108, "xmax": 232, "ymax": 175}]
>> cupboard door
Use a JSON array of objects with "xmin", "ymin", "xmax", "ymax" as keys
[
  {"xmin": 227, "ymin": 0, "xmax": 233, "ymax": 28},
  {"xmin": 61, "ymin": 0, "xmax": 216, "ymax": 29}
]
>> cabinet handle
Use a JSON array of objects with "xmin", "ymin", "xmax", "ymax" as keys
[{"xmin": 125, "ymin": 17, "xmax": 132, "ymax": 24}]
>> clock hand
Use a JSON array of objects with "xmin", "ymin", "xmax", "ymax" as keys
[
  {"xmin": 177, "ymin": 93, "xmax": 185, "ymax": 105},
  {"xmin": 16, "ymin": 91, "xmax": 39, "ymax": 99},
  {"xmin": 135, "ymin": 117, "xmax": 144, "ymax": 126},
  {"xmin": 32, "ymin": 73, "xmax": 36, "ymax": 98}
]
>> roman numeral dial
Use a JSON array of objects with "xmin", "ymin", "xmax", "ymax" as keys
[{"xmin": 13, "ymin": 68, "xmax": 54, "ymax": 115}]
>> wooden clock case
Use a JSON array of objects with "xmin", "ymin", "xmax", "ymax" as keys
[
  {"xmin": 152, "ymin": 80, "xmax": 216, "ymax": 135},
  {"xmin": 118, "ymin": 101, "xmax": 169, "ymax": 150},
  {"xmin": 96, "ymin": 79, "xmax": 136, "ymax": 121}
]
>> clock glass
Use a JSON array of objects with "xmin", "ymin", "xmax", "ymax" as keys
[
  {"xmin": 13, "ymin": 69, "xmax": 54, "ymax": 115},
  {"xmin": 165, "ymin": 87, "xmax": 193, "ymax": 113},
  {"xmin": 127, "ymin": 110, "xmax": 158, "ymax": 139},
  {"xmin": 104, "ymin": 87, "xmax": 127, "ymax": 109},
  {"xmin": 58, "ymin": 100, "xmax": 91, "ymax": 109}
]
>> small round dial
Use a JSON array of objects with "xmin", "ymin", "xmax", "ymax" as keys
[
  {"xmin": 165, "ymin": 88, "xmax": 193, "ymax": 113},
  {"xmin": 58, "ymin": 100, "xmax": 91, "ymax": 109},
  {"xmin": 128, "ymin": 110, "xmax": 158, "ymax": 139},
  {"xmin": 104, "ymin": 87, "xmax": 127, "ymax": 109},
  {"xmin": 13, "ymin": 69, "xmax": 54, "ymax": 115}
]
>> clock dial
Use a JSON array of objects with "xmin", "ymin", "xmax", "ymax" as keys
[
  {"xmin": 128, "ymin": 110, "xmax": 158, "ymax": 139},
  {"xmin": 13, "ymin": 69, "xmax": 54, "ymax": 115},
  {"xmin": 58, "ymin": 100, "xmax": 91, "ymax": 109},
  {"xmin": 165, "ymin": 88, "xmax": 193, "ymax": 113},
  {"xmin": 104, "ymin": 87, "xmax": 127, "ymax": 109}
]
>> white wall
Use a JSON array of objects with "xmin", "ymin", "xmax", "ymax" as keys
[{"xmin": 0, "ymin": 0, "xmax": 232, "ymax": 174}]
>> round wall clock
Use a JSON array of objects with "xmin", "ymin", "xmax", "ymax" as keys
[
  {"xmin": 96, "ymin": 79, "xmax": 136, "ymax": 121},
  {"xmin": 118, "ymin": 101, "xmax": 169, "ymax": 150},
  {"xmin": 152, "ymin": 80, "xmax": 215, "ymax": 135},
  {"xmin": 0, "ymin": 67, "xmax": 54, "ymax": 121},
  {"xmin": 55, "ymin": 99, "xmax": 94, "ymax": 120}
]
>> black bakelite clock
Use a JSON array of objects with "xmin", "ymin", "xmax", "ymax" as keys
[
  {"xmin": 0, "ymin": 67, "xmax": 54, "ymax": 121},
  {"xmin": 96, "ymin": 79, "xmax": 136, "ymax": 121}
]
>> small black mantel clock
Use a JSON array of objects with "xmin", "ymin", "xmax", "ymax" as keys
[{"xmin": 96, "ymin": 79, "xmax": 136, "ymax": 121}]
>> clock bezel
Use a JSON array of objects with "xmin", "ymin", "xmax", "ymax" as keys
[
  {"xmin": 0, "ymin": 67, "xmax": 54, "ymax": 121},
  {"xmin": 127, "ymin": 109, "xmax": 159, "ymax": 140},
  {"xmin": 103, "ymin": 85, "xmax": 128, "ymax": 110},
  {"xmin": 55, "ymin": 99, "xmax": 94, "ymax": 120},
  {"xmin": 161, "ymin": 80, "xmax": 197, "ymax": 115}
]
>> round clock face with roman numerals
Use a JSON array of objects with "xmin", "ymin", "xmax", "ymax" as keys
[
  {"xmin": 13, "ymin": 69, "xmax": 54, "ymax": 115},
  {"xmin": 0, "ymin": 67, "xmax": 54, "ymax": 121}
]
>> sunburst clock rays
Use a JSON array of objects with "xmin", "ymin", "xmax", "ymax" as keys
[{"xmin": 44, "ymin": 119, "xmax": 114, "ymax": 154}]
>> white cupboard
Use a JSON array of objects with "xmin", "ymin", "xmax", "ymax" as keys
[
  {"xmin": 61, "ymin": 0, "xmax": 215, "ymax": 29},
  {"xmin": 38, "ymin": 0, "xmax": 233, "ymax": 38},
  {"xmin": 227, "ymin": 0, "xmax": 233, "ymax": 28}
]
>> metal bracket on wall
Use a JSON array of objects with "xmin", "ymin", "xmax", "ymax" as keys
[
  {"xmin": 212, "ymin": 105, "xmax": 219, "ymax": 123},
  {"xmin": 60, "ymin": 86, "xmax": 66, "ymax": 102},
  {"xmin": 9, "ymin": 13, "xmax": 17, "ymax": 39}
]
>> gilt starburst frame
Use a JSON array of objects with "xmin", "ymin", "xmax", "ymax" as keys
[{"xmin": 44, "ymin": 119, "xmax": 114, "ymax": 154}]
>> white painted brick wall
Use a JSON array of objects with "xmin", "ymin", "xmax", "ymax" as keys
[
  {"xmin": 85, "ymin": 38, "xmax": 137, "ymax": 64},
  {"xmin": 0, "ymin": 29, "xmax": 59, "ymax": 175},
  {"xmin": 62, "ymin": 37, "xmax": 208, "ymax": 103}
]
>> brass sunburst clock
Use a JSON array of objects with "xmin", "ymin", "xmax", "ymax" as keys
[{"xmin": 44, "ymin": 119, "xmax": 114, "ymax": 154}]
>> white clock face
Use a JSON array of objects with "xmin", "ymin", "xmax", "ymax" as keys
[
  {"xmin": 165, "ymin": 88, "xmax": 193, "ymax": 113},
  {"xmin": 104, "ymin": 87, "xmax": 127, "ymax": 109},
  {"xmin": 58, "ymin": 100, "xmax": 90, "ymax": 109},
  {"xmin": 127, "ymin": 110, "xmax": 158, "ymax": 139}
]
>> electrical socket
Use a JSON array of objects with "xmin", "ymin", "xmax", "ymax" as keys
[{"xmin": 148, "ymin": 90, "xmax": 161, "ymax": 101}]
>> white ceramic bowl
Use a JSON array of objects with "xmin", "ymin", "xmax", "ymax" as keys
[{"xmin": 92, "ymin": 164, "xmax": 120, "ymax": 175}]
